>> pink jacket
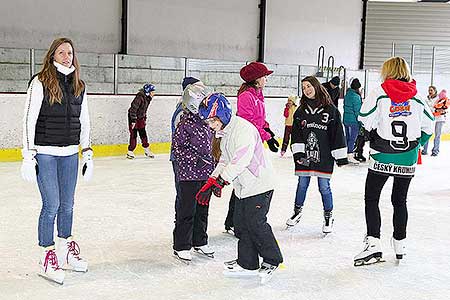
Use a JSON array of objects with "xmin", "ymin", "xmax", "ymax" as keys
[{"xmin": 237, "ymin": 87, "xmax": 271, "ymax": 141}]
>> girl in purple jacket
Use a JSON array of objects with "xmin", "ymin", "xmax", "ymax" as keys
[{"xmin": 172, "ymin": 84, "xmax": 215, "ymax": 263}]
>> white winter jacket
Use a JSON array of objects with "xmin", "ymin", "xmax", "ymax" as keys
[{"xmin": 211, "ymin": 116, "xmax": 274, "ymax": 199}]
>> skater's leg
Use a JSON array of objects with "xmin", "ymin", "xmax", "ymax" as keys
[
  {"xmin": 391, "ymin": 176, "xmax": 412, "ymax": 240},
  {"xmin": 173, "ymin": 181, "xmax": 197, "ymax": 251},
  {"xmin": 193, "ymin": 181, "xmax": 209, "ymax": 247},
  {"xmin": 235, "ymin": 198, "xmax": 259, "ymax": 270},
  {"xmin": 317, "ymin": 177, "xmax": 333, "ymax": 212},
  {"xmin": 36, "ymin": 154, "xmax": 61, "ymax": 247},
  {"xmin": 136, "ymin": 119, "xmax": 149, "ymax": 149},
  {"xmin": 224, "ymin": 190, "xmax": 237, "ymax": 230},
  {"xmin": 56, "ymin": 153, "xmax": 78, "ymax": 239},
  {"xmin": 246, "ymin": 191, "xmax": 283, "ymax": 267},
  {"xmin": 364, "ymin": 171, "xmax": 389, "ymax": 238},
  {"xmin": 281, "ymin": 125, "xmax": 292, "ymax": 153},
  {"xmin": 432, "ymin": 121, "xmax": 444, "ymax": 155},
  {"xmin": 128, "ymin": 121, "xmax": 138, "ymax": 152},
  {"xmin": 294, "ymin": 176, "xmax": 311, "ymax": 208}
]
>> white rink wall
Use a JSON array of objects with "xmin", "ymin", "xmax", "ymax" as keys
[{"xmin": 0, "ymin": 94, "xmax": 289, "ymax": 149}]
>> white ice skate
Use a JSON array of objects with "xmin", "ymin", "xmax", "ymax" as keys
[
  {"xmin": 259, "ymin": 262, "xmax": 278, "ymax": 285},
  {"xmin": 223, "ymin": 260, "xmax": 258, "ymax": 277},
  {"xmin": 56, "ymin": 237, "xmax": 88, "ymax": 272},
  {"xmin": 126, "ymin": 150, "xmax": 135, "ymax": 159},
  {"xmin": 322, "ymin": 211, "xmax": 334, "ymax": 234},
  {"xmin": 286, "ymin": 206, "xmax": 303, "ymax": 228},
  {"xmin": 193, "ymin": 245, "xmax": 214, "ymax": 258},
  {"xmin": 391, "ymin": 237, "xmax": 406, "ymax": 262},
  {"xmin": 173, "ymin": 250, "xmax": 192, "ymax": 264},
  {"xmin": 347, "ymin": 153, "xmax": 360, "ymax": 165},
  {"xmin": 144, "ymin": 147, "xmax": 155, "ymax": 158},
  {"xmin": 354, "ymin": 236, "xmax": 384, "ymax": 267},
  {"xmin": 38, "ymin": 246, "xmax": 65, "ymax": 285}
]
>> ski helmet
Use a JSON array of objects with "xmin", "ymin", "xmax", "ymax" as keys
[
  {"xmin": 181, "ymin": 84, "xmax": 213, "ymax": 114},
  {"xmin": 143, "ymin": 83, "xmax": 155, "ymax": 96},
  {"xmin": 199, "ymin": 93, "xmax": 232, "ymax": 126}
]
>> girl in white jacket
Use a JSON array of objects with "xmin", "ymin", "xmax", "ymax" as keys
[{"xmin": 196, "ymin": 93, "xmax": 283, "ymax": 284}]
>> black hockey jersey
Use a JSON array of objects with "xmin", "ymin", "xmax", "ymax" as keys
[{"xmin": 291, "ymin": 103, "xmax": 348, "ymax": 178}]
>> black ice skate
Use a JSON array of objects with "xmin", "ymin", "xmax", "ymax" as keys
[
  {"xmin": 354, "ymin": 236, "xmax": 385, "ymax": 267},
  {"xmin": 286, "ymin": 206, "xmax": 303, "ymax": 229}
]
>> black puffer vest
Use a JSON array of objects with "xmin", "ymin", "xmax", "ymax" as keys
[{"xmin": 34, "ymin": 71, "xmax": 85, "ymax": 146}]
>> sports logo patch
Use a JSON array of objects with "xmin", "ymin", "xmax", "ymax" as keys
[{"xmin": 389, "ymin": 101, "xmax": 411, "ymax": 117}]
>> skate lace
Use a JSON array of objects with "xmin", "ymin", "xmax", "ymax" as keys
[
  {"xmin": 44, "ymin": 250, "xmax": 60, "ymax": 272},
  {"xmin": 67, "ymin": 241, "xmax": 82, "ymax": 261}
]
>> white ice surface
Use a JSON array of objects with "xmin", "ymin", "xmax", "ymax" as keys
[{"xmin": 1, "ymin": 143, "xmax": 449, "ymax": 300}]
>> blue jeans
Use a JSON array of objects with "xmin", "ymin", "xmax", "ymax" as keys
[
  {"xmin": 344, "ymin": 123, "xmax": 360, "ymax": 153},
  {"xmin": 36, "ymin": 153, "xmax": 78, "ymax": 247},
  {"xmin": 294, "ymin": 176, "xmax": 333, "ymax": 211},
  {"xmin": 432, "ymin": 121, "xmax": 444, "ymax": 155}
]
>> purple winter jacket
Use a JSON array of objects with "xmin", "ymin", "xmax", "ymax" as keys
[{"xmin": 173, "ymin": 112, "xmax": 214, "ymax": 181}]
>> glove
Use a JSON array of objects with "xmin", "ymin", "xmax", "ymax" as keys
[
  {"xmin": 336, "ymin": 157, "xmax": 349, "ymax": 167},
  {"xmin": 196, "ymin": 176, "xmax": 229, "ymax": 206},
  {"xmin": 294, "ymin": 152, "xmax": 310, "ymax": 166},
  {"xmin": 263, "ymin": 127, "xmax": 275, "ymax": 138},
  {"xmin": 81, "ymin": 149, "xmax": 94, "ymax": 182},
  {"xmin": 21, "ymin": 150, "xmax": 38, "ymax": 182},
  {"xmin": 267, "ymin": 138, "xmax": 279, "ymax": 153}
]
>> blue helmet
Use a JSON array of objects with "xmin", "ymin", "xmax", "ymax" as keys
[
  {"xmin": 143, "ymin": 83, "xmax": 155, "ymax": 96},
  {"xmin": 199, "ymin": 93, "xmax": 232, "ymax": 126}
]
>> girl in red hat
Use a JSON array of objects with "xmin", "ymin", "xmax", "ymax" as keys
[{"xmin": 224, "ymin": 62, "xmax": 279, "ymax": 236}]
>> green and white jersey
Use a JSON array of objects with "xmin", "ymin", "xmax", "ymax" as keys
[{"xmin": 359, "ymin": 85, "xmax": 434, "ymax": 177}]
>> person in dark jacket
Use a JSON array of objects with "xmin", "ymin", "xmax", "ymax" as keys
[
  {"xmin": 287, "ymin": 76, "xmax": 348, "ymax": 234},
  {"xmin": 21, "ymin": 37, "xmax": 91, "ymax": 284},
  {"xmin": 322, "ymin": 76, "xmax": 341, "ymax": 107},
  {"xmin": 172, "ymin": 84, "xmax": 215, "ymax": 263},
  {"xmin": 343, "ymin": 78, "xmax": 363, "ymax": 164},
  {"xmin": 126, "ymin": 83, "xmax": 155, "ymax": 159}
]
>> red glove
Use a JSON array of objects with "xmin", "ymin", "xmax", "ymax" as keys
[{"xmin": 196, "ymin": 176, "xmax": 229, "ymax": 205}]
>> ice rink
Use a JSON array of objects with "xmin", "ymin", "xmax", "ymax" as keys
[{"xmin": 1, "ymin": 142, "xmax": 449, "ymax": 300}]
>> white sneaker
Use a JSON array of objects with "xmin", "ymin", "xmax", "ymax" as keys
[
  {"xmin": 194, "ymin": 245, "xmax": 215, "ymax": 258},
  {"xmin": 144, "ymin": 147, "xmax": 155, "ymax": 158},
  {"xmin": 286, "ymin": 206, "xmax": 303, "ymax": 227},
  {"xmin": 259, "ymin": 262, "xmax": 278, "ymax": 284},
  {"xmin": 56, "ymin": 237, "xmax": 88, "ymax": 272},
  {"xmin": 322, "ymin": 211, "xmax": 334, "ymax": 234},
  {"xmin": 391, "ymin": 237, "xmax": 406, "ymax": 260},
  {"xmin": 126, "ymin": 150, "xmax": 135, "ymax": 159},
  {"xmin": 38, "ymin": 246, "xmax": 65, "ymax": 284},
  {"xmin": 174, "ymin": 250, "xmax": 192, "ymax": 262},
  {"xmin": 354, "ymin": 236, "xmax": 383, "ymax": 266},
  {"xmin": 223, "ymin": 260, "xmax": 259, "ymax": 277},
  {"xmin": 347, "ymin": 153, "xmax": 360, "ymax": 165}
]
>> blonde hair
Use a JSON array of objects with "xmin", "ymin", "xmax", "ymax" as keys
[
  {"xmin": 38, "ymin": 37, "xmax": 84, "ymax": 105},
  {"xmin": 381, "ymin": 57, "xmax": 412, "ymax": 82},
  {"xmin": 288, "ymin": 95, "xmax": 298, "ymax": 105}
]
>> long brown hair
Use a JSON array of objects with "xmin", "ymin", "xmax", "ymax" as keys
[
  {"xmin": 300, "ymin": 76, "xmax": 332, "ymax": 109},
  {"xmin": 211, "ymin": 135, "xmax": 222, "ymax": 162},
  {"xmin": 237, "ymin": 81, "xmax": 258, "ymax": 96},
  {"xmin": 38, "ymin": 37, "xmax": 84, "ymax": 105}
]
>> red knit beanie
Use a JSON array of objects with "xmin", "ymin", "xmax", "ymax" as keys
[{"xmin": 240, "ymin": 62, "xmax": 273, "ymax": 83}]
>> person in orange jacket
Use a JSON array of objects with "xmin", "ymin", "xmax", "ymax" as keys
[{"xmin": 429, "ymin": 89, "xmax": 449, "ymax": 156}]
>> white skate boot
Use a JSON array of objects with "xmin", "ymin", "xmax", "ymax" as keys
[
  {"xmin": 354, "ymin": 236, "xmax": 384, "ymax": 267},
  {"xmin": 38, "ymin": 246, "xmax": 65, "ymax": 284},
  {"xmin": 347, "ymin": 153, "xmax": 360, "ymax": 165},
  {"xmin": 223, "ymin": 260, "xmax": 258, "ymax": 277},
  {"xmin": 173, "ymin": 249, "xmax": 192, "ymax": 264},
  {"xmin": 286, "ymin": 206, "xmax": 303, "ymax": 228},
  {"xmin": 126, "ymin": 150, "xmax": 135, "ymax": 159},
  {"xmin": 56, "ymin": 237, "xmax": 88, "ymax": 272},
  {"xmin": 144, "ymin": 147, "xmax": 155, "ymax": 158},
  {"xmin": 258, "ymin": 262, "xmax": 278, "ymax": 285},
  {"xmin": 391, "ymin": 237, "xmax": 406, "ymax": 261},
  {"xmin": 193, "ymin": 244, "xmax": 215, "ymax": 258},
  {"xmin": 322, "ymin": 211, "xmax": 334, "ymax": 234}
]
